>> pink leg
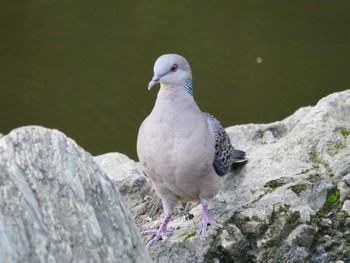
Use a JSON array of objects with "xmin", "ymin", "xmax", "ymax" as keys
[
  {"xmin": 141, "ymin": 215, "xmax": 173, "ymax": 248},
  {"xmin": 198, "ymin": 200, "xmax": 223, "ymax": 238}
]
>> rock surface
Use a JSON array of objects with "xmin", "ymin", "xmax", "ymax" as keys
[
  {"xmin": 0, "ymin": 126, "xmax": 150, "ymax": 263},
  {"xmin": 96, "ymin": 89, "xmax": 350, "ymax": 263}
]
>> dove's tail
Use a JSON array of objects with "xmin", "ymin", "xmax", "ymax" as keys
[{"xmin": 231, "ymin": 149, "xmax": 248, "ymax": 169}]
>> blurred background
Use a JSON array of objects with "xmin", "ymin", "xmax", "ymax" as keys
[{"xmin": 1, "ymin": 1, "xmax": 349, "ymax": 160}]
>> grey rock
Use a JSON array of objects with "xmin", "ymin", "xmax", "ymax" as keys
[
  {"xmin": 98, "ymin": 90, "xmax": 350, "ymax": 262},
  {"xmin": 0, "ymin": 126, "xmax": 150, "ymax": 263},
  {"xmin": 93, "ymin": 152, "xmax": 156, "ymax": 226},
  {"xmin": 261, "ymin": 130, "xmax": 277, "ymax": 144},
  {"xmin": 338, "ymin": 173, "xmax": 350, "ymax": 203},
  {"xmin": 341, "ymin": 200, "xmax": 350, "ymax": 215},
  {"xmin": 286, "ymin": 224, "xmax": 317, "ymax": 248}
]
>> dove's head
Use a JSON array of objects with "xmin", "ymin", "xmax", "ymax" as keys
[{"xmin": 148, "ymin": 54, "xmax": 192, "ymax": 90}]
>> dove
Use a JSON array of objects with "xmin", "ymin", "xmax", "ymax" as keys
[{"xmin": 137, "ymin": 54, "xmax": 247, "ymax": 247}]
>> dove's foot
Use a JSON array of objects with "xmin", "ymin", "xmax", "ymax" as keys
[
  {"xmin": 141, "ymin": 215, "xmax": 173, "ymax": 248},
  {"xmin": 197, "ymin": 201, "xmax": 223, "ymax": 238}
]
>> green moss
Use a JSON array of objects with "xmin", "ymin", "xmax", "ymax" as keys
[
  {"xmin": 288, "ymin": 184, "xmax": 307, "ymax": 196},
  {"xmin": 309, "ymin": 151, "xmax": 334, "ymax": 177},
  {"xmin": 325, "ymin": 163, "xmax": 334, "ymax": 177},
  {"xmin": 337, "ymin": 211, "xmax": 346, "ymax": 219},
  {"xmin": 177, "ymin": 230, "xmax": 197, "ymax": 241},
  {"xmin": 315, "ymin": 211, "xmax": 324, "ymax": 218},
  {"xmin": 251, "ymin": 193, "xmax": 266, "ymax": 204},
  {"xmin": 254, "ymin": 178, "xmax": 296, "ymax": 203},
  {"xmin": 335, "ymin": 141, "xmax": 346, "ymax": 150},
  {"xmin": 307, "ymin": 173, "xmax": 322, "ymax": 182},
  {"xmin": 310, "ymin": 151, "xmax": 321, "ymax": 166},
  {"xmin": 301, "ymin": 168, "xmax": 311, "ymax": 174},
  {"xmin": 252, "ymin": 180, "xmax": 289, "ymax": 204},
  {"xmin": 264, "ymin": 179, "xmax": 287, "ymax": 190},
  {"xmin": 327, "ymin": 141, "xmax": 346, "ymax": 156},
  {"xmin": 325, "ymin": 189, "xmax": 340, "ymax": 209},
  {"xmin": 314, "ymin": 187, "xmax": 341, "ymax": 220},
  {"xmin": 341, "ymin": 129, "xmax": 350, "ymax": 138}
]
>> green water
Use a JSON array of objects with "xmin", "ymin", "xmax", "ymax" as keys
[{"xmin": 1, "ymin": 1, "xmax": 349, "ymax": 159}]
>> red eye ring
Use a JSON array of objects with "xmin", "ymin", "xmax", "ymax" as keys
[{"xmin": 170, "ymin": 64, "xmax": 178, "ymax": 72}]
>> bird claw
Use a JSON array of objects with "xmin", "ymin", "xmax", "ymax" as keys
[
  {"xmin": 141, "ymin": 228, "xmax": 174, "ymax": 248},
  {"xmin": 197, "ymin": 218, "xmax": 223, "ymax": 239}
]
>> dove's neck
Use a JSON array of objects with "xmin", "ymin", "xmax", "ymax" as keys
[
  {"xmin": 152, "ymin": 83, "xmax": 200, "ymax": 116},
  {"xmin": 183, "ymin": 79, "xmax": 193, "ymax": 95}
]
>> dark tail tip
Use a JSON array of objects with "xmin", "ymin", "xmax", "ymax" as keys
[{"xmin": 231, "ymin": 149, "xmax": 248, "ymax": 169}]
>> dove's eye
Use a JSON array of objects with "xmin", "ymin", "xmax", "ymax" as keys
[{"xmin": 170, "ymin": 64, "xmax": 178, "ymax": 72}]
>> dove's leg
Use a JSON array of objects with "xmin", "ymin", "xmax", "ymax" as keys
[{"xmin": 198, "ymin": 199, "xmax": 223, "ymax": 238}]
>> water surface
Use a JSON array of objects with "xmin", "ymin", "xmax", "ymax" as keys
[{"xmin": 1, "ymin": 1, "xmax": 349, "ymax": 159}]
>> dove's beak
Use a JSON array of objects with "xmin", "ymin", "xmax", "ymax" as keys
[{"xmin": 148, "ymin": 76, "xmax": 161, "ymax": 90}]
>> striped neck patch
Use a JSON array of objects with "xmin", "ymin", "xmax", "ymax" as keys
[{"xmin": 183, "ymin": 79, "xmax": 193, "ymax": 95}]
